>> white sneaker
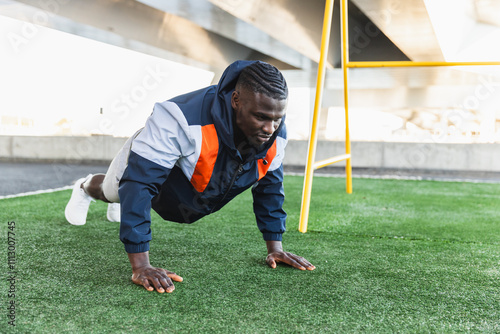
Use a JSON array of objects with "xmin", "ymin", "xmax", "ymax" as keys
[
  {"xmin": 107, "ymin": 203, "xmax": 121, "ymax": 222},
  {"xmin": 65, "ymin": 175, "xmax": 93, "ymax": 225}
]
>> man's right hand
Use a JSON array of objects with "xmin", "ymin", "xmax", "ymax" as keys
[
  {"xmin": 131, "ymin": 265, "xmax": 183, "ymax": 293},
  {"xmin": 128, "ymin": 251, "xmax": 183, "ymax": 293}
]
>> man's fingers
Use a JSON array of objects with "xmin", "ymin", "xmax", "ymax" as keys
[
  {"xmin": 132, "ymin": 267, "xmax": 182, "ymax": 293},
  {"xmin": 132, "ymin": 274, "xmax": 154, "ymax": 291},
  {"xmin": 302, "ymin": 260, "xmax": 316, "ymax": 270},
  {"xmin": 268, "ymin": 251, "xmax": 316, "ymax": 271},
  {"xmin": 166, "ymin": 272, "xmax": 184, "ymax": 282},
  {"xmin": 158, "ymin": 276, "xmax": 174, "ymax": 293},
  {"xmin": 266, "ymin": 255, "xmax": 277, "ymax": 269},
  {"xmin": 282, "ymin": 255, "xmax": 306, "ymax": 270},
  {"xmin": 140, "ymin": 278, "xmax": 155, "ymax": 292},
  {"xmin": 151, "ymin": 277, "xmax": 166, "ymax": 293},
  {"xmin": 289, "ymin": 254, "xmax": 316, "ymax": 271},
  {"xmin": 271, "ymin": 252, "xmax": 305, "ymax": 270}
]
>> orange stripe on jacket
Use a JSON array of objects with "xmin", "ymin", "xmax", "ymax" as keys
[
  {"xmin": 191, "ymin": 124, "xmax": 219, "ymax": 192},
  {"xmin": 257, "ymin": 140, "xmax": 278, "ymax": 180}
]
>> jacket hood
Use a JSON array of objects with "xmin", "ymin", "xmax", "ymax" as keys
[{"xmin": 211, "ymin": 60, "xmax": 285, "ymax": 158}]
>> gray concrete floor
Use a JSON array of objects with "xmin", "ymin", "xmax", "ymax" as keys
[
  {"xmin": 1, "ymin": 162, "xmax": 499, "ymax": 197},
  {"xmin": 0, "ymin": 162, "xmax": 108, "ymax": 196}
]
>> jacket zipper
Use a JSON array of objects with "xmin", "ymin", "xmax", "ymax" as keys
[{"xmin": 210, "ymin": 162, "xmax": 243, "ymax": 213}]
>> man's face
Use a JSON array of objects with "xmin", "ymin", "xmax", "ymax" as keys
[{"xmin": 231, "ymin": 88, "xmax": 287, "ymax": 148}]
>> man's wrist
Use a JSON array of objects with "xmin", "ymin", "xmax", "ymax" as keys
[
  {"xmin": 127, "ymin": 251, "xmax": 151, "ymax": 271},
  {"xmin": 266, "ymin": 240, "xmax": 283, "ymax": 254}
]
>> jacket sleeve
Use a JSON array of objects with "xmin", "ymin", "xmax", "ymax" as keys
[
  {"xmin": 119, "ymin": 152, "xmax": 171, "ymax": 253},
  {"xmin": 251, "ymin": 133, "xmax": 287, "ymax": 241},
  {"xmin": 118, "ymin": 101, "xmax": 195, "ymax": 253},
  {"xmin": 252, "ymin": 164, "xmax": 286, "ymax": 241}
]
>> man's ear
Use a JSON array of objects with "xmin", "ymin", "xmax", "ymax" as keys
[{"xmin": 231, "ymin": 90, "xmax": 239, "ymax": 110}]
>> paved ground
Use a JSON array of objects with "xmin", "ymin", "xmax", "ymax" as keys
[
  {"xmin": 1, "ymin": 162, "xmax": 499, "ymax": 197},
  {"xmin": 0, "ymin": 162, "xmax": 109, "ymax": 196}
]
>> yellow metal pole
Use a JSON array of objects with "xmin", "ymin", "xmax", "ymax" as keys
[
  {"xmin": 341, "ymin": 0, "xmax": 353, "ymax": 194},
  {"xmin": 347, "ymin": 61, "xmax": 500, "ymax": 68},
  {"xmin": 314, "ymin": 154, "xmax": 351, "ymax": 170},
  {"xmin": 298, "ymin": 0, "xmax": 335, "ymax": 233}
]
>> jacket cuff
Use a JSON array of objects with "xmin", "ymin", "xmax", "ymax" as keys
[
  {"xmin": 124, "ymin": 242, "xmax": 150, "ymax": 253},
  {"xmin": 262, "ymin": 232, "xmax": 283, "ymax": 241}
]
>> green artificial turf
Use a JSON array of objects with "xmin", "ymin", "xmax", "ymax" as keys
[{"xmin": 1, "ymin": 176, "xmax": 499, "ymax": 333}]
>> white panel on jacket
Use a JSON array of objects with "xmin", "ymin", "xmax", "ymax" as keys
[
  {"xmin": 131, "ymin": 101, "xmax": 197, "ymax": 169},
  {"xmin": 269, "ymin": 135, "xmax": 287, "ymax": 172}
]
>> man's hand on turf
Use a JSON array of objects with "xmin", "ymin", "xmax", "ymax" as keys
[
  {"xmin": 128, "ymin": 251, "xmax": 183, "ymax": 293},
  {"xmin": 265, "ymin": 240, "xmax": 316, "ymax": 271}
]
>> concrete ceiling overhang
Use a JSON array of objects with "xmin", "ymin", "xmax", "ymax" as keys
[
  {"xmin": 208, "ymin": 0, "xmax": 328, "ymax": 65},
  {"xmin": 2, "ymin": 0, "xmax": 415, "ymax": 74},
  {"xmin": 350, "ymin": 0, "xmax": 444, "ymax": 61},
  {"xmin": 208, "ymin": 0, "xmax": 411, "ymax": 67},
  {"xmin": 136, "ymin": 0, "xmax": 317, "ymax": 71},
  {"xmin": 2, "ymin": 0, "xmax": 299, "ymax": 76},
  {"xmin": 474, "ymin": 0, "xmax": 500, "ymax": 28},
  {"xmin": 351, "ymin": 0, "xmax": 500, "ymax": 63},
  {"xmin": 424, "ymin": 0, "xmax": 500, "ymax": 62}
]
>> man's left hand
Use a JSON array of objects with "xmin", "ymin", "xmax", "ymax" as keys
[{"xmin": 265, "ymin": 240, "xmax": 315, "ymax": 271}]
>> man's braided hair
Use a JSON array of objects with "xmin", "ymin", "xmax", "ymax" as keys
[{"xmin": 236, "ymin": 61, "xmax": 288, "ymax": 101}]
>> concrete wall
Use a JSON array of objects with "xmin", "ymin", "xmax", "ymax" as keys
[
  {"xmin": 0, "ymin": 135, "xmax": 127, "ymax": 163},
  {"xmin": 1, "ymin": 135, "xmax": 499, "ymax": 172},
  {"xmin": 283, "ymin": 141, "xmax": 500, "ymax": 172}
]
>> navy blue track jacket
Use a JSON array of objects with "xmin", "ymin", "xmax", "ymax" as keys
[{"xmin": 118, "ymin": 60, "xmax": 287, "ymax": 253}]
